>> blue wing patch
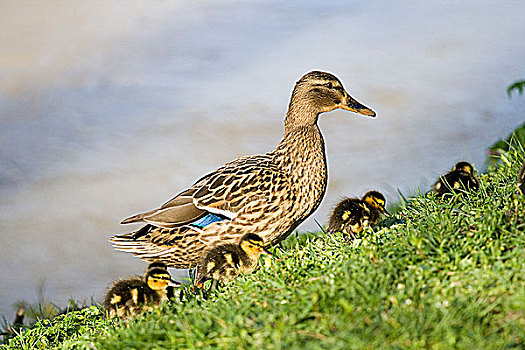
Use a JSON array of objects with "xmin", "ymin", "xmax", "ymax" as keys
[{"xmin": 190, "ymin": 213, "xmax": 227, "ymax": 228}]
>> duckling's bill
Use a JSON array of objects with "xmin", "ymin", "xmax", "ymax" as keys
[
  {"xmin": 155, "ymin": 273, "xmax": 182, "ymax": 287},
  {"xmin": 339, "ymin": 95, "xmax": 376, "ymax": 117},
  {"xmin": 261, "ymin": 246, "xmax": 272, "ymax": 256},
  {"xmin": 167, "ymin": 279, "xmax": 182, "ymax": 287}
]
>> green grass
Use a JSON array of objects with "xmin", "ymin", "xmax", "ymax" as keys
[{"xmin": 2, "ymin": 145, "xmax": 524, "ymax": 349}]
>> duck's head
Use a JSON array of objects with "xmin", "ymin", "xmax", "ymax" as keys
[
  {"xmin": 288, "ymin": 71, "xmax": 375, "ymax": 121},
  {"xmin": 239, "ymin": 233, "xmax": 272, "ymax": 257},
  {"xmin": 452, "ymin": 161, "xmax": 474, "ymax": 175},
  {"xmin": 145, "ymin": 267, "xmax": 181, "ymax": 291},
  {"xmin": 362, "ymin": 191, "xmax": 389, "ymax": 215}
]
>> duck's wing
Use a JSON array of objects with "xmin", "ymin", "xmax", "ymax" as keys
[
  {"xmin": 120, "ymin": 154, "xmax": 285, "ymax": 229},
  {"xmin": 110, "ymin": 225, "xmax": 210, "ymax": 268},
  {"xmin": 120, "ymin": 186, "xmax": 209, "ymax": 229}
]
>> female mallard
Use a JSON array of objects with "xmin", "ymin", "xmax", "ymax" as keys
[
  {"xmin": 432, "ymin": 161, "xmax": 479, "ymax": 196},
  {"xmin": 103, "ymin": 262, "xmax": 180, "ymax": 319},
  {"xmin": 110, "ymin": 71, "xmax": 376, "ymax": 268},
  {"xmin": 327, "ymin": 191, "xmax": 388, "ymax": 242},
  {"xmin": 195, "ymin": 233, "xmax": 271, "ymax": 291}
]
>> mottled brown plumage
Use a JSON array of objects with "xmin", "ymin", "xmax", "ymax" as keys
[
  {"xmin": 103, "ymin": 263, "xmax": 180, "ymax": 319},
  {"xmin": 195, "ymin": 233, "xmax": 270, "ymax": 289},
  {"xmin": 110, "ymin": 71, "xmax": 375, "ymax": 268},
  {"xmin": 432, "ymin": 161, "xmax": 479, "ymax": 196},
  {"xmin": 327, "ymin": 191, "xmax": 388, "ymax": 241}
]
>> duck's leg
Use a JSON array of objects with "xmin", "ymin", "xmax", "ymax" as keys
[
  {"xmin": 202, "ymin": 279, "xmax": 219, "ymax": 300},
  {"xmin": 188, "ymin": 267, "xmax": 197, "ymax": 282},
  {"xmin": 209, "ymin": 279, "xmax": 219, "ymax": 293}
]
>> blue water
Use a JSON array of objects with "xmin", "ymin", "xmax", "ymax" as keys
[{"xmin": 1, "ymin": 0, "xmax": 524, "ymax": 319}]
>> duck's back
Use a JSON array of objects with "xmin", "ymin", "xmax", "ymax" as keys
[
  {"xmin": 433, "ymin": 170, "xmax": 478, "ymax": 195},
  {"xmin": 328, "ymin": 198, "xmax": 368, "ymax": 234}
]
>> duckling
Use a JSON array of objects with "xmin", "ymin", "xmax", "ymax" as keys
[
  {"xmin": 103, "ymin": 262, "xmax": 180, "ymax": 319},
  {"xmin": 432, "ymin": 161, "xmax": 479, "ymax": 196},
  {"xmin": 195, "ymin": 233, "xmax": 271, "ymax": 290},
  {"xmin": 518, "ymin": 161, "xmax": 525, "ymax": 195},
  {"xmin": 327, "ymin": 191, "xmax": 389, "ymax": 242}
]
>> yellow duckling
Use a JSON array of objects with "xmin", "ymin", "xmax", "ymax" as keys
[
  {"xmin": 327, "ymin": 191, "xmax": 389, "ymax": 242},
  {"xmin": 103, "ymin": 262, "xmax": 180, "ymax": 319},
  {"xmin": 195, "ymin": 233, "xmax": 271, "ymax": 290},
  {"xmin": 432, "ymin": 161, "xmax": 479, "ymax": 196}
]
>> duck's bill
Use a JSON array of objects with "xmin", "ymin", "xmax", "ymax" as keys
[
  {"xmin": 167, "ymin": 279, "xmax": 182, "ymax": 287},
  {"xmin": 382, "ymin": 208, "xmax": 391, "ymax": 216},
  {"xmin": 262, "ymin": 247, "xmax": 273, "ymax": 256},
  {"xmin": 339, "ymin": 96, "xmax": 376, "ymax": 117}
]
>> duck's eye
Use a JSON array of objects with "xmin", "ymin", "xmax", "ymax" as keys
[{"xmin": 324, "ymin": 82, "xmax": 333, "ymax": 89}]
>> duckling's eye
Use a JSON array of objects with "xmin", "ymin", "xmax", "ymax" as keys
[{"xmin": 324, "ymin": 82, "xmax": 333, "ymax": 89}]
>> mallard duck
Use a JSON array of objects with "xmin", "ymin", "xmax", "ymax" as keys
[
  {"xmin": 327, "ymin": 191, "xmax": 388, "ymax": 241},
  {"xmin": 432, "ymin": 161, "xmax": 479, "ymax": 196},
  {"xmin": 194, "ymin": 233, "xmax": 271, "ymax": 290},
  {"xmin": 103, "ymin": 262, "xmax": 180, "ymax": 319},
  {"xmin": 518, "ymin": 161, "xmax": 525, "ymax": 195},
  {"xmin": 110, "ymin": 71, "xmax": 376, "ymax": 268}
]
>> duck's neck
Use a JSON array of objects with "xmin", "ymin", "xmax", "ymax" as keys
[
  {"xmin": 277, "ymin": 121, "xmax": 324, "ymax": 157},
  {"xmin": 283, "ymin": 95, "xmax": 319, "ymax": 133},
  {"xmin": 275, "ymin": 108, "xmax": 327, "ymax": 204},
  {"xmin": 277, "ymin": 104, "xmax": 324, "ymax": 163}
]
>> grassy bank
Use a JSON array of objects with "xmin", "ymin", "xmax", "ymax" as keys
[{"xmin": 3, "ymin": 144, "xmax": 524, "ymax": 349}]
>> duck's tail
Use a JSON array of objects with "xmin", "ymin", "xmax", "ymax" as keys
[{"xmin": 109, "ymin": 226, "xmax": 204, "ymax": 269}]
